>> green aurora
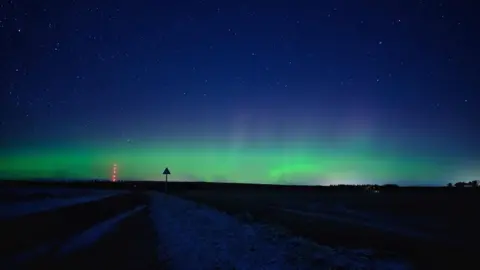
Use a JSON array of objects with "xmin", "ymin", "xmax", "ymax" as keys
[{"xmin": 1, "ymin": 138, "xmax": 478, "ymax": 185}]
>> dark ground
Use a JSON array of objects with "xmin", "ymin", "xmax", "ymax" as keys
[
  {"xmin": 174, "ymin": 188, "xmax": 480, "ymax": 269},
  {"xmin": 0, "ymin": 187, "xmax": 165, "ymax": 270},
  {"xmin": 24, "ymin": 206, "xmax": 164, "ymax": 270},
  {"xmin": 1, "ymin": 180, "xmax": 479, "ymax": 269}
]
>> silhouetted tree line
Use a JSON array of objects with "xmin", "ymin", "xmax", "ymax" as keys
[
  {"xmin": 447, "ymin": 180, "xmax": 479, "ymax": 188},
  {"xmin": 327, "ymin": 184, "xmax": 399, "ymax": 192},
  {"xmin": 329, "ymin": 184, "xmax": 378, "ymax": 188}
]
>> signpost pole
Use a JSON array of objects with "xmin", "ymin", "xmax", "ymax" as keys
[
  {"xmin": 162, "ymin": 167, "xmax": 171, "ymax": 194},
  {"xmin": 165, "ymin": 173, "xmax": 168, "ymax": 193}
]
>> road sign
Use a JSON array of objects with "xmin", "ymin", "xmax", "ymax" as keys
[{"xmin": 163, "ymin": 167, "xmax": 170, "ymax": 193}]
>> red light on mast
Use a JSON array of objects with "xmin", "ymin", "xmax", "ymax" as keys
[{"xmin": 112, "ymin": 163, "xmax": 117, "ymax": 182}]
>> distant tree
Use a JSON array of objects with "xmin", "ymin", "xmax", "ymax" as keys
[
  {"xmin": 447, "ymin": 183, "xmax": 453, "ymax": 188},
  {"xmin": 454, "ymin": 182, "xmax": 465, "ymax": 188}
]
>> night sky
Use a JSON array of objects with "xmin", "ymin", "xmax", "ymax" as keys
[{"xmin": 1, "ymin": 1, "xmax": 478, "ymax": 185}]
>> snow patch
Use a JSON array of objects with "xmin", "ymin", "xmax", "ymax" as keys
[
  {"xmin": 0, "ymin": 193, "xmax": 123, "ymax": 219},
  {"xmin": 150, "ymin": 192, "xmax": 411, "ymax": 270}
]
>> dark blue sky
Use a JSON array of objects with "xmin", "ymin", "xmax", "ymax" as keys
[{"xmin": 1, "ymin": 0, "xmax": 479, "ymax": 183}]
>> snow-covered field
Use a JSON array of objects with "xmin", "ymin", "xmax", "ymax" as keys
[{"xmin": 150, "ymin": 192, "xmax": 411, "ymax": 270}]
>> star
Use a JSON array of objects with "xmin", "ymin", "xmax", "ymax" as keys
[{"xmin": 0, "ymin": 0, "xmax": 477, "ymax": 186}]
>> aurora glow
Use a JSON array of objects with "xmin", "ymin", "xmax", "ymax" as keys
[
  {"xmin": 1, "ymin": 1, "xmax": 479, "ymax": 185},
  {"xmin": 1, "ymin": 134, "xmax": 478, "ymax": 185}
]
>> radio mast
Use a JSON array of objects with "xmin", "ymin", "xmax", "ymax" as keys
[{"xmin": 112, "ymin": 163, "xmax": 117, "ymax": 182}]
